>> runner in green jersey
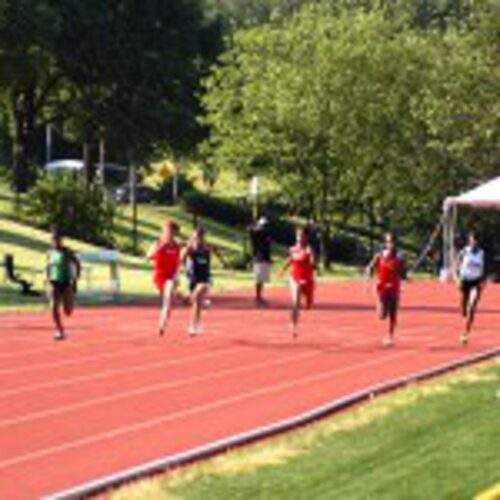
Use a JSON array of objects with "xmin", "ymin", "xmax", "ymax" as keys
[{"xmin": 47, "ymin": 230, "xmax": 81, "ymax": 340}]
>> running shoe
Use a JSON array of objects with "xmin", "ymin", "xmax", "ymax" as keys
[
  {"xmin": 189, "ymin": 324, "xmax": 203, "ymax": 336},
  {"xmin": 381, "ymin": 336, "xmax": 394, "ymax": 348},
  {"xmin": 53, "ymin": 330, "xmax": 66, "ymax": 341},
  {"xmin": 460, "ymin": 332, "xmax": 469, "ymax": 346}
]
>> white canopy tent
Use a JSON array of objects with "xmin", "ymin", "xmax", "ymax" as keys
[{"xmin": 441, "ymin": 176, "xmax": 500, "ymax": 280}]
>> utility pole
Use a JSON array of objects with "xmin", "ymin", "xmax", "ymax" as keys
[
  {"xmin": 129, "ymin": 163, "xmax": 138, "ymax": 254},
  {"xmin": 45, "ymin": 124, "xmax": 53, "ymax": 164}
]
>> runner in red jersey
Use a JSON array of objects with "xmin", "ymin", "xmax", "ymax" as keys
[
  {"xmin": 279, "ymin": 227, "xmax": 316, "ymax": 337},
  {"xmin": 147, "ymin": 220, "xmax": 182, "ymax": 336},
  {"xmin": 366, "ymin": 233, "xmax": 407, "ymax": 347}
]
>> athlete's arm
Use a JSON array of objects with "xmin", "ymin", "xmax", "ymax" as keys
[
  {"xmin": 67, "ymin": 248, "xmax": 82, "ymax": 281},
  {"xmin": 146, "ymin": 241, "xmax": 159, "ymax": 260},
  {"xmin": 180, "ymin": 245, "xmax": 192, "ymax": 267},
  {"xmin": 277, "ymin": 256, "xmax": 291, "ymax": 278},
  {"xmin": 309, "ymin": 245, "xmax": 317, "ymax": 270},
  {"xmin": 479, "ymin": 249, "xmax": 487, "ymax": 287},
  {"xmin": 211, "ymin": 245, "xmax": 228, "ymax": 269},
  {"xmin": 365, "ymin": 254, "xmax": 379, "ymax": 278},
  {"xmin": 46, "ymin": 252, "xmax": 52, "ymax": 279},
  {"xmin": 453, "ymin": 249, "xmax": 464, "ymax": 282}
]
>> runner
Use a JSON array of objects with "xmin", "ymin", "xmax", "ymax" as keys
[
  {"xmin": 47, "ymin": 230, "xmax": 81, "ymax": 341},
  {"xmin": 366, "ymin": 233, "xmax": 407, "ymax": 347},
  {"xmin": 279, "ymin": 226, "xmax": 316, "ymax": 337},
  {"xmin": 147, "ymin": 220, "xmax": 182, "ymax": 336},
  {"xmin": 454, "ymin": 233, "xmax": 486, "ymax": 345},
  {"xmin": 248, "ymin": 217, "xmax": 273, "ymax": 306},
  {"xmin": 182, "ymin": 227, "xmax": 227, "ymax": 336}
]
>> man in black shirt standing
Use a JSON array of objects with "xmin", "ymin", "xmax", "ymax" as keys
[{"xmin": 249, "ymin": 217, "xmax": 272, "ymax": 306}]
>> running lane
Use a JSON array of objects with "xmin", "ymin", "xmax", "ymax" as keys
[{"xmin": 0, "ymin": 281, "xmax": 498, "ymax": 499}]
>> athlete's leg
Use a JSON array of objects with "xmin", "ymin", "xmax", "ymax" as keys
[
  {"xmin": 464, "ymin": 285, "xmax": 481, "ymax": 340},
  {"xmin": 190, "ymin": 283, "xmax": 209, "ymax": 335},
  {"xmin": 460, "ymin": 282, "xmax": 470, "ymax": 317},
  {"xmin": 256, "ymin": 282, "xmax": 264, "ymax": 303},
  {"xmin": 50, "ymin": 285, "xmax": 65, "ymax": 340},
  {"xmin": 254, "ymin": 263, "xmax": 269, "ymax": 305},
  {"xmin": 290, "ymin": 280, "xmax": 301, "ymax": 337},
  {"xmin": 304, "ymin": 281, "xmax": 314, "ymax": 309},
  {"xmin": 159, "ymin": 280, "xmax": 175, "ymax": 335},
  {"xmin": 381, "ymin": 293, "xmax": 397, "ymax": 347},
  {"xmin": 388, "ymin": 294, "xmax": 399, "ymax": 337},
  {"xmin": 378, "ymin": 293, "xmax": 388, "ymax": 320},
  {"xmin": 62, "ymin": 285, "xmax": 75, "ymax": 317}
]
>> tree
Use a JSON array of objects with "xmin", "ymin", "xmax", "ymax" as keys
[
  {"xmin": 0, "ymin": 0, "xmax": 61, "ymax": 192},
  {"xmin": 201, "ymin": 2, "xmax": 500, "ymax": 260},
  {"xmin": 51, "ymin": 0, "xmax": 216, "ymax": 182}
]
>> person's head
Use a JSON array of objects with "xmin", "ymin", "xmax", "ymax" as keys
[
  {"xmin": 193, "ymin": 226, "xmax": 206, "ymax": 246},
  {"xmin": 52, "ymin": 229, "xmax": 63, "ymax": 249},
  {"xmin": 296, "ymin": 226, "xmax": 309, "ymax": 246},
  {"xmin": 384, "ymin": 233, "xmax": 396, "ymax": 254},
  {"xmin": 162, "ymin": 220, "xmax": 178, "ymax": 243},
  {"xmin": 468, "ymin": 232, "xmax": 478, "ymax": 250}
]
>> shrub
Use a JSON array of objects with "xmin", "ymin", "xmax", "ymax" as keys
[
  {"xmin": 155, "ymin": 174, "xmax": 194, "ymax": 205},
  {"xmin": 181, "ymin": 189, "xmax": 251, "ymax": 227},
  {"xmin": 25, "ymin": 173, "xmax": 115, "ymax": 246},
  {"xmin": 330, "ymin": 232, "xmax": 368, "ymax": 264}
]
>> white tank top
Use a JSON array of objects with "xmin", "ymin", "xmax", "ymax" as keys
[{"xmin": 459, "ymin": 247, "xmax": 484, "ymax": 281}]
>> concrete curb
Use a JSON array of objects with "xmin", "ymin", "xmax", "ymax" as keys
[{"xmin": 46, "ymin": 347, "xmax": 500, "ymax": 500}]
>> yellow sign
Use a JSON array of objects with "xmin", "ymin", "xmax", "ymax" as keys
[{"xmin": 476, "ymin": 483, "xmax": 500, "ymax": 500}]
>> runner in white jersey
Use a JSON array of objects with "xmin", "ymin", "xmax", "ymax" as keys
[{"xmin": 455, "ymin": 233, "xmax": 485, "ymax": 345}]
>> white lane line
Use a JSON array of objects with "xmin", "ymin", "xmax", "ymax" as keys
[
  {"xmin": 0, "ymin": 320, "xmax": 486, "ymax": 395},
  {"xmin": 0, "ymin": 349, "xmax": 325, "ymax": 427},
  {"xmin": 0, "ymin": 329, "xmax": 175, "ymax": 359},
  {"xmin": 0, "ymin": 350, "xmax": 410, "ymax": 470},
  {"xmin": 0, "ymin": 333, "xmax": 229, "ymax": 376},
  {"xmin": 0, "ymin": 331, "xmax": 390, "ymax": 425},
  {"xmin": 0, "ymin": 344, "xmax": 252, "ymax": 397},
  {"xmin": 0, "ymin": 324, "xmax": 370, "ymax": 397}
]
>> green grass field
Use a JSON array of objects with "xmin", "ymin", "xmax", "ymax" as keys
[{"xmin": 112, "ymin": 360, "xmax": 500, "ymax": 500}]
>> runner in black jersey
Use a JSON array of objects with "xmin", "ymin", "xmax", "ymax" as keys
[{"xmin": 182, "ymin": 227, "xmax": 226, "ymax": 336}]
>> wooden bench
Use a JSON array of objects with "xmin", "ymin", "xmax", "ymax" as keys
[{"xmin": 78, "ymin": 251, "xmax": 121, "ymax": 300}]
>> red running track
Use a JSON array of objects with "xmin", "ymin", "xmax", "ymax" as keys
[{"xmin": 0, "ymin": 281, "xmax": 499, "ymax": 499}]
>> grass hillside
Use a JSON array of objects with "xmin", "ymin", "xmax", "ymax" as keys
[
  {"xmin": 0, "ymin": 172, "xmax": 360, "ymax": 312},
  {"xmin": 0, "ymin": 180, "xmax": 255, "ymax": 312}
]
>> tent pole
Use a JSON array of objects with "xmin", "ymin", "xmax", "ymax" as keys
[
  {"xmin": 441, "ymin": 201, "xmax": 450, "ymax": 281},
  {"xmin": 450, "ymin": 204, "xmax": 458, "ymax": 271}
]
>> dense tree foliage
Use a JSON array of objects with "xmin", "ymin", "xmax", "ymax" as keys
[
  {"xmin": 201, "ymin": 1, "xmax": 500, "ymax": 257},
  {"xmin": 0, "ymin": 0, "xmax": 221, "ymax": 191}
]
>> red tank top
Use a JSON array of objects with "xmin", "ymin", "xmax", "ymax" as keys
[
  {"xmin": 376, "ymin": 250, "xmax": 404, "ymax": 293},
  {"xmin": 290, "ymin": 244, "xmax": 314, "ymax": 282},
  {"xmin": 153, "ymin": 242, "xmax": 181, "ymax": 281}
]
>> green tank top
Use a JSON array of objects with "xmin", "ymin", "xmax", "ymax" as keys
[{"xmin": 49, "ymin": 249, "xmax": 72, "ymax": 283}]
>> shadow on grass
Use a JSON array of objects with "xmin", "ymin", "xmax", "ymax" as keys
[{"xmin": 0, "ymin": 226, "xmax": 50, "ymax": 254}]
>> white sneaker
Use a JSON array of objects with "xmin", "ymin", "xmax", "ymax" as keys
[
  {"xmin": 204, "ymin": 299, "xmax": 212, "ymax": 308},
  {"xmin": 189, "ymin": 324, "xmax": 203, "ymax": 336},
  {"xmin": 53, "ymin": 330, "xmax": 66, "ymax": 341},
  {"xmin": 381, "ymin": 336, "xmax": 394, "ymax": 348}
]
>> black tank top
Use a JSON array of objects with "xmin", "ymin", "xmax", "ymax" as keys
[{"xmin": 188, "ymin": 246, "xmax": 211, "ymax": 283}]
